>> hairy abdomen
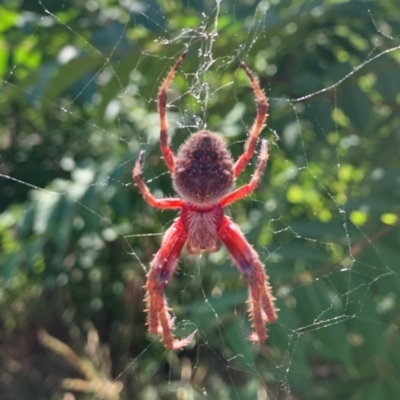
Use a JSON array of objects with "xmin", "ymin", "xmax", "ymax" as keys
[{"xmin": 173, "ymin": 131, "xmax": 234, "ymax": 206}]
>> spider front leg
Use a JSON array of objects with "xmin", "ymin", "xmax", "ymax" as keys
[
  {"xmin": 145, "ymin": 218, "xmax": 197, "ymax": 350},
  {"xmin": 218, "ymin": 216, "xmax": 278, "ymax": 343}
]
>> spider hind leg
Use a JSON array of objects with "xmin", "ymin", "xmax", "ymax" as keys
[
  {"xmin": 233, "ymin": 62, "xmax": 269, "ymax": 177},
  {"xmin": 158, "ymin": 51, "xmax": 188, "ymax": 174}
]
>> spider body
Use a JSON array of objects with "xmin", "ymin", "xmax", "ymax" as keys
[{"xmin": 133, "ymin": 52, "xmax": 278, "ymax": 350}]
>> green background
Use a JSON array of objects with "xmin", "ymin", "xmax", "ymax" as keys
[{"xmin": 1, "ymin": 0, "xmax": 400, "ymax": 399}]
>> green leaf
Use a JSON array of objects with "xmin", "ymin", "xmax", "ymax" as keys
[{"xmin": 0, "ymin": 7, "xmax": 17, "ymax": 32}]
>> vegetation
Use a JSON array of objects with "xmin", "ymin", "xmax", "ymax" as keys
[{"xmin": 1, "ymin": 0, "xmax": 400, "ymax": 399}]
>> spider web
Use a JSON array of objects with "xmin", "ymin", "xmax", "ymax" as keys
[{"xmin": 1, "ymin": 0, "xmax": 400, "ymax": 399}]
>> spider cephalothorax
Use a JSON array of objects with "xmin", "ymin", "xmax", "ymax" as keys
[{"xmin": 133, "ymin": 51, "xmax": 278, "ymax": 350}]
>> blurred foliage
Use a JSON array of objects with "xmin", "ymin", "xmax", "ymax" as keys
[{"xmin": 1, "ymin": 0, "xmax": 400, "ymax": 399}]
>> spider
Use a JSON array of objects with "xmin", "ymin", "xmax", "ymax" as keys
[{"xmin": 133, "ymin": 51, "xmax": 278, "ymax": 350}]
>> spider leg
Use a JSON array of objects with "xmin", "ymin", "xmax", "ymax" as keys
[
  {"xmin": 217, "ymin": 216, "xmax": 278, "ymax": 343},
  {"xmin": 220, "ymin": 139, "xmax": 268, "ymax": 207},
  {"xmin": 145, "ymin": 217, "xmax": 197, "ymax": 350},
  {"xmin": 233, "ymin": 62, "xmax": 269, "ymax": 178},
  {"xmin": 133, "ymin": 150, "xmax": 184, "ymax": 209},
  {"xmin": 158, "ymin": 51, "xmax": 188, "ymax": 174}
]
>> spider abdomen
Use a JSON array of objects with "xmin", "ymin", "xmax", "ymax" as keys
[{"xmin": 173, "ymin": 131, "xmax": 234, "ymax": 206}]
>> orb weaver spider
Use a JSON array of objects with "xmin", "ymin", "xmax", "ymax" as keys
[{"xmin": 133, "ymin": 52, "xmax": 277, "ymax": 349}]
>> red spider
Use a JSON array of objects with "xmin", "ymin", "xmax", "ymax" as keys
[{"xmin": 133, "ymin": 51, "xmax": 278, "ymax": 350}]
